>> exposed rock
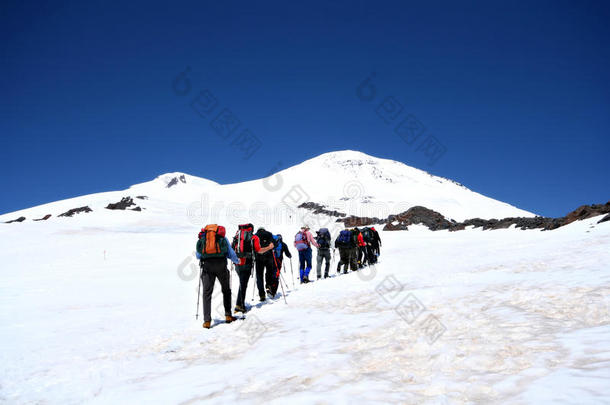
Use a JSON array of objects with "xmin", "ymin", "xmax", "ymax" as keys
[
  {"xmin": 58, "ymin": 206, "xmax": 92, "ymax": 217},
  {"xmin": 562, "ymin": 202, "xmax": 610, "ymax": 226},
  {"xmin": 136, "ymin": 196, "xmax": 148, "ymax": 200},
  {"xmin": 167, "ymin": 175, "xmax": 187, "ymax": 188},
  {"xmin": 106, "ymin": 197, "xmax": 136, "ymax": 210},
  {"xmin": 298, "ymin": 202, "xmax": 346, "ymax": 218},
  {"xmin": 33, "ymin": 214, "xmax": 52, "ymax": 221},
  {"xmin": 387, "ymin": 206, "xmax": 454, "ymax": 231},
  {"xmin": 130, "ymin": 207, "xmax": 142, "ymax": 212},
  {"xmin": 342, "ymin": 215, "xmax": 383, "ymax": 227},
  {"xmin": 5, "ymin": 216, "xmax": 26, "ymax": 223},
  {"xmin": 298, "ymin": 200, "xmax": 610, "ymax": 233},
  {"xmin": 598, "ymin": 213, "xmax": 610, "ymax": 224}
]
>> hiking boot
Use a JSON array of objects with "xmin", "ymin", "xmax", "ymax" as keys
[
  {"xmin": 259, "ymin": 296, "xmax": 266, "ymax": 302},
  {"xmin": 225, "ymin": 315, "xmax": 237, "ymax": 323},
  {"xmin": 202, "ymin": 321, "xmax": 211, "ymax": 329},
  {"xmin": 234, "ymin": 305, "xmax": 246, "ymax": 313},
  {"xmin": 324, "ymin": 273, "xmax": 329, "ymax": 278}
]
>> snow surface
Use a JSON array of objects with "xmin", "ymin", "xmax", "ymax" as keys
[{"xmin": 1, "ymin": 151, "xmax": 608, "ymax": 404}]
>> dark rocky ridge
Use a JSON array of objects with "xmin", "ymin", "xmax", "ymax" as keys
[
  {"xmin": 167, "ymin": 175, "xmax": 186, "ymax": 188},
  {"xmin": 298, "ymin": 201, "xmax": 610, "ymax": 232},
  {"xmin": 5, "ymin": 216, "xmax": 26, "ymax": 224},
  {"xmin": 58, "ymin": 206, "xmax": 92, "ymax": 217},
  {"xmin": 34, "ymin": 214, "xmax": 52, "ymax": 221},
  {"xmin": 106, "ymin": 197, "xmax": 137, "ymax": 210}
]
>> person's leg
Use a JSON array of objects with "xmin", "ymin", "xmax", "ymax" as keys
[
  {"xmin": 338, "ymin": 248, "xmax": 348, "ymax": 273},
  {"xmin": 255, "ymin": 257, "xmax": 265, "ymax": 299},
  {"xmin": 304, "ymin": 248, "xmax": 312, "ymax": 281},
  {"xmin": 214, "ymin": 263, "xmax": 232, "ymax": 316},
  {"xmin": 349, "ymin": 248, "xmax": 358, "ymax": 271},
  {"xmin": 202, "ymin": 263, "xmax": 217, "ymax": 323},
  {"xmin": 270, "ymin": 258, "xmax": 281, "ymax": 295},
  {"xmin": 298, "ymin": 250, "xmax": 306, "ymax": 282},
  {"xmin": 264, "ymin": 256, "xmax": 275, "ymax": 295},
  {"xmin": 323, "ymin": 250, "xmax": 331, "ymax": 277},
  {"xmin": 235, "ymin": 262, "xmax": 251, "ymax": 308},
  {"xmin": 316, "ymin": 249, "xmax": 323, "ymax": 279}
]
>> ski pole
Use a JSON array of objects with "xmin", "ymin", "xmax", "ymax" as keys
[
  {"xmin": 278, "ymin": 272, "xmax": 288, "ymax": 305},
  {"xmin": 196, "ymin": 261, "xmax": 203, "ymax": 320},
  {"xmin": 289, "ymin": 258, "xmax": 295, "ymax": 288}
]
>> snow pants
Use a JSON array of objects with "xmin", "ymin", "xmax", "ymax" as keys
[
  {"xmin": 201, "ymin": 258, "xmax": 232, "ymax": 323},
  {"xmin": 338, "ymin": 247, "xmax": 358, "ymax": 273},
  {"xmin": 316, "ymin": 249, "xmax": 331, "ymax": 278},
  {"xmin": 298, "ymin": 247, "xmax": 312, "ymax": 281},
  {"xmin": 255, "ymin": 254, "xmax": 274, "ymax": 299},
  {"xmin": 235, "ymin": 259, "xmax": 253, "ymax": 308}
]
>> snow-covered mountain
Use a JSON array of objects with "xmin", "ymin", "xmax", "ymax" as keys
[
  {"xmin": 0, "ymin": 150, "xmax": 534, "ymax": 226},
  {"xmin": 1, "ymin": 150, "xmax": 609, "ymax": 403}
]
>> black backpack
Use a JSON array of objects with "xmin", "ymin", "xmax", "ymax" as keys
[
  {"xmin": 232, "ymin": 223, "xmax": 254, "ymax": 258},
  {"xmin": 350, "ymin": 229, "xmax": 360, "ymax": 247},
  {"xmin": 315, "ymin": 228, "xmax": 331, "ymax": 249},
  {"xmin": 256, "ymin": 228, "xmax": 274, "ymax": 253},
  {"xmin": 361, "ymin": 227, "xmax": 373, "ymax": 243}
]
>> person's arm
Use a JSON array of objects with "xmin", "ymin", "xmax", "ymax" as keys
[
  {"xmin": 252, "ymin": 235, "xmax": 262, "ymax": 252},
  {"xmin": 307, "ymin": 231, "xmax": 319, "ymax": 248},
  {"xmin": 282, "ymin": 243, "xmax": 292, "ymax": 258},
  {"xmin": 225, "ymin": 237, "xmax": 239, "ymax": 264},
  {"xmin": 196, "ymin": 239, "xmax": 203, "ymax": 259},
  {"xmin": 253, "ymin": 235, "xmax": 273, "ymax": 254}
]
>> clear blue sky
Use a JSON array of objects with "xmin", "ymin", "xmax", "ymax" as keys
[{"xmin": 2, "ymin": 0, "xmax": 609, "ymax": 217}]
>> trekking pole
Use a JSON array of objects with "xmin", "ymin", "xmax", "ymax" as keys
[
  {"xmin": 278, "ymin": 272, "xmax": 288, "ymax": 305},
  {"xmin": 289, "ymin": 258, "xmax": 295, "ymax": 288},
  {"xmin": 196, "ymin": 261, "xmax": 203, "ymax": 320}
]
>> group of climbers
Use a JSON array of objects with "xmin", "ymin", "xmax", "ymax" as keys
[
  {"xmin": 195, "ymin": 223, "xmax": 381, "ymax": 329},
  {"xmin": 334, "ymin": 226, "xmax": 381, "ymax": 273}
]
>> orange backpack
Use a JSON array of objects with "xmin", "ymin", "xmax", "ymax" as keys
[{"xmin": 200, "ymin": 224, "xmax": 227, "ymax": 258}]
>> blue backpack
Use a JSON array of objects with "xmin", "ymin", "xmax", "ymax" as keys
[
  {"xmin": 273, "ymin": 234, "xmax": 283, "ymax": 258},
  {"xmin": 294, "ymin": 231, "xmax": 310, "ymax": 251},
  {"xmin": 336, "ymin": 229, "xmax": 352, "ymax": 248}
]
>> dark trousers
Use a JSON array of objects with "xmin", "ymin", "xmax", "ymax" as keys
[
  {"xmin": 255, "ymin": 254, "xmax": 274, "ymax": 298},
  {"xmin": 235, "ymin": 259, "xmax": 253, "ymax": 308},
  {"xmin": 316, "ymin": 249, "xmax": 331, "ymax": 278},
  {"xmin": 338, "ymin": 248, "xmax": 358, "ymax": 272},
  {"xmin": 269, "ymin": 257, "xmax": 282, "ymax": 296},
  {"xmin": 348, "ymin": 247, "xmax": 358, "ymax": 271},
  {"xmin": 201, "ymin": 258, "xmax": 231, "ymax": 323},
  {"xmin": 358, "ymin": 246, "xmax": 368, "ymax": 266}
]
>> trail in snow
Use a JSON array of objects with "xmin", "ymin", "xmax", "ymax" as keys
[{"xmin": 1, "ymin": 215, "xmax": 609, "ymax": 404}]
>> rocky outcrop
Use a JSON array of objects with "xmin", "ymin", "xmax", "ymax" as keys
[
  {"xmin": 106, "ymin": 197, "xmax": 136, "ymax": 210},
  {"xmin": 34, "ymin": 214, "xmax": 52, "ymax": 221},
  {"xmin": 298, "ymin": 201, "xmax": 610, "ymax": 232},
  {"xmin": 58, "ymin": 206, "xmax": 92, "ymax": 217},
  {"xmin": 298, "ymin": 202, "xmax": 346, "ymax": 218},
  {"xmin": 385, "ymin": 206, "xmax": 455, "ymax": 231},
  {"xmin": 167, "ymin": 175, "xmax": 186, "ymax": 188},
  {"xmin": 5, "ymin": 216, "xmax": 26, "ymax": 224}
]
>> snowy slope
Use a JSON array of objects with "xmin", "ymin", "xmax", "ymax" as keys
[
  {"xmin": 0, "ymin": 150, "xmax": 534, "ymax": 226},
  {"xmin": 4, "ymin": 150, "xmax": 609, "ymax": 404},
  {"xmin": 0, "ymin": 211, "xmax": 608, "ymax": 404}
]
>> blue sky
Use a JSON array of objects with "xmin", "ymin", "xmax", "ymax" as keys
[{"xmin": 2, "ymin": 0, "xmax": 609, "ymax": 217}]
